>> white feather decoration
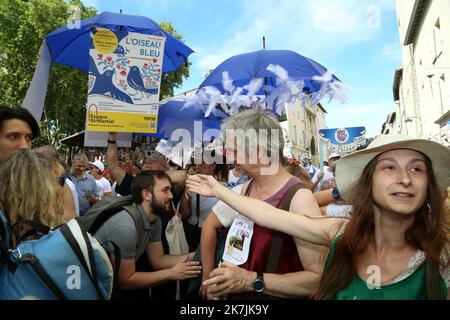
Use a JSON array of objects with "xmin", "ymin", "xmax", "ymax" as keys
[
  {"xmin": 328, "ymin": 80, "xmax": 349, "ymax": 103},
  {"xmin": 177, "ymin": 64, "xmax": 347, "ymax": 117},
  {"xmin": 312, "ymin": 69, "xmax": 334, "ymax": 83},
  {"xmin": 243, "ymin": 78, "xmax": 264, "ymax": 97},
  {"xmin": 222, "ymin": 71, "xmax": 235, "ymax": 93},
  {"xmin": 202, "ymin": 86, "xmax": 224, "ymax": 117},
  {"xmin": 267, "ymin": 64, "xmax": 288, "ymax": 81}
]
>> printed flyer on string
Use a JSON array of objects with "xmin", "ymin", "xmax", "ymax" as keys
[{"xmin": 87, "ymin": 27, "xmax": 165, "ymax": 133}]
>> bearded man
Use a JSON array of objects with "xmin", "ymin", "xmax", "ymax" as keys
[{"xmin": 94, "ymin": 170, "xmax": 201, "ymax": 297}]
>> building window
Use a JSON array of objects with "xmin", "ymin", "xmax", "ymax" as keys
[
  {"xmin": 293, "ymin": 125, "xmax": 297, "ymax": 145},
  {"xmin": 432, "ymin": 19, "xmax": 443, "ymax": 62}
]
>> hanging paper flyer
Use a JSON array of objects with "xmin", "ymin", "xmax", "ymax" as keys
[
  {"xmin": 222, "ymin": 215, "xmax": 253, "ymax": 265},
  {"xmin": 87, "ymin": 27, "xmax": 165, "ymax": 133}
]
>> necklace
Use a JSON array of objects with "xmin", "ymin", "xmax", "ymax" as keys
[{"xmin": 379, "ymin": 268, "xmax": 407, "ymax": 285}]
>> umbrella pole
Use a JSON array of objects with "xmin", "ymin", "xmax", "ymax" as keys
[
  {"xmin": 262, "ymin": 36, "xmax": 269, "ymax": 111},
  {"xmin": 264, "ymin": 77, "xmax": 268, "ymax": 111}
]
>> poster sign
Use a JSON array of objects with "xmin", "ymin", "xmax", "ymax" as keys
[
  {"xmin": 319, "ymin": 127, "xmax": 366, "ymax": 155},
  {"xmin": 83, "ymin": 131, "xmax": 132, "ymax": 148},
  {"xmin": 87, "ymin": 28, "xmax": 165, "ymax": 133},
  {"xmin": 222, "ymin": 215, "xmax": 253, "ymax": 266}
]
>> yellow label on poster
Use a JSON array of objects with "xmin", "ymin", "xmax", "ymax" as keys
[
  {"xmin": 87, "ymin": 111, "xmax": 158, "ymax": 133},
  {"xmin": 93, "ymin": 30, "xmax": 118, "ymax": 54}
]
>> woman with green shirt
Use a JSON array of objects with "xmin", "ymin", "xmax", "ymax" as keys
[{"xmin": 187, "ymin": 134, "xmax": 450, "ymax": 300}]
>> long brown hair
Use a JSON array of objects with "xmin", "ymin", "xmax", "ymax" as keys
[
  {"xmin": 0, "ymin": 150, "xmax": 64, "ymax": 237},
  {"xmin": 314, "ymin": 152, "xmax": 449, "ymax": 299},
  {"xmin": 285, "ymin": 163, "xmax": 313, "ymax": 189},
  {"xmin": 212, "ymin": 156, "xmax": 230, "ymax": 183}
]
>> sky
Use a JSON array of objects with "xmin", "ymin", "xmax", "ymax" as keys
[{"xmin": 81, "ymin": 0, "xmax": 402, "ymax": 138}]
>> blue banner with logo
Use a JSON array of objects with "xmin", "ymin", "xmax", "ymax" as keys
[{"xmin": 319, "ymin": 127, "xmax": 366, "ymax": 155}]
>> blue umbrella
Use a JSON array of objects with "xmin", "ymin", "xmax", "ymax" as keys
[
  {"xmin": 146, "ymin": 100, "xmax": 228, "ymax": 142},
  {"xmin": 45, "ymin": 11, "xmax": 193, "ymax": 73},
  {"xmin": 23, "ymin": 11, "xmax": 194, "ymax": 121},
  {"xmin": 199, "ymin": 49, "xmax": 339, "ymax": 95}
]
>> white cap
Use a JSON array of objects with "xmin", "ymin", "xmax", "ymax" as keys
[
  {"xmin": 90, "ymin": 160, "xmax": 105, "ymax": 172},
  {"xmin": 328, "ymin": 152, "xmax": 341, "ymax": 160}
]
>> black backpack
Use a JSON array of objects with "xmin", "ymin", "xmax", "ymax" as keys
[{"xmin": 78, "ymin": 196, "xmax": 145, "ymax": 252}]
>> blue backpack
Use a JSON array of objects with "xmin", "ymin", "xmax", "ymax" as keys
[
  {"xmin": 0, "ymin": 212, "xmax": 11, "ymax": 275},
  {"xmin": 0, "ymin": 211, "xmax": 117, "ymax": 300}
]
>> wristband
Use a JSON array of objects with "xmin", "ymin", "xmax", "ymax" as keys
[{"xmin": 332, "ymin": 186, "xmax": 342, "ymax": 200}]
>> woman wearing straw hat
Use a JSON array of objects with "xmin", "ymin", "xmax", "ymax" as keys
[{"xmin": 187, "ymin": 135, "xmax": 450, "ymax": 299}]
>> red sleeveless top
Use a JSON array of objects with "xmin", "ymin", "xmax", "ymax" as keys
[{"xmin": 228, "ymin": 177, "xmax": 303, "ymax": 300}]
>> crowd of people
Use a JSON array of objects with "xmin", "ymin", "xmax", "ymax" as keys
[{"xmin": 0, "ymin": 104, "xmax": 449, "ymax": 300}]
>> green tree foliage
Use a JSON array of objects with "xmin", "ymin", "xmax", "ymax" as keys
[
  {"xmin": 159, "ymin": 21, "xmax": 191, "ymax": 99},
  {"xmin": 0, "ymin": 0, "xmax": 96, "ymax": 149},
  {"xmin": 0, "ymin": 0, "xmax": 190, "ymax": 151}
]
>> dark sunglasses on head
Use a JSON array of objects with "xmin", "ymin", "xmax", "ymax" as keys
[{"xmin": 58, "ymin": 175, "xmax": 66, "ymax": 187}]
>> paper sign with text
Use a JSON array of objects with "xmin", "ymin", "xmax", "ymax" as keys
[{"xmin": 87, "ymin": 28, "xmax": 165, "ymax": 133}]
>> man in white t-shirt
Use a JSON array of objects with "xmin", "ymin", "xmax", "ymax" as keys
[
  {"xmin": 311, "ymin": 152, "xmax": 341, "ymax": 192},
  {"xmin": 89, "ymin": 160, "xmax": 112, "ymax": 199}
]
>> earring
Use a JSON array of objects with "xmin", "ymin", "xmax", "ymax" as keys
[{"xmin": 426, "ymin": 199, "xmax": 431, "ymax": 216}]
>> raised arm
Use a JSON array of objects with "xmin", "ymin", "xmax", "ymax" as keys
[
  {"xmin": 187, "ymin": 175, "xmax": 339, "ymax": 246},
  {"xmin": 105, "ymin": 132, "xmax": 126, "ymax": 185}
]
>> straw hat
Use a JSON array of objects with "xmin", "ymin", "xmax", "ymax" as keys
[{"xmin": 335, "ymin": 134, "xmax": 450, "ymax": 201}]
